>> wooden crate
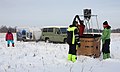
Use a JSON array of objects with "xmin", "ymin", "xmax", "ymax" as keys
[{"xmin": 77, "ymin": 34, "xmax": 101, "ymax": 58}]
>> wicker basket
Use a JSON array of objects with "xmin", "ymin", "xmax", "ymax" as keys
[{"xmin": 77, "ymin": 34, "xmax": 101, "ymax": 58}]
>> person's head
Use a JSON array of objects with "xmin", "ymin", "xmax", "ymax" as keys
[
  {"xmin": 80, "ymin": 20, "xmax": 84, "ymax": 25},
  {"xmin": 103, "ymin": 21, "xmax": 109, "ymax": 28},
  {"xmin": 7, "ymin": 30, "xmax": 11, "ymax": 34},
  {"xmin": 72, "ymin": 21, "xmax": 78, "ymax": 27}
]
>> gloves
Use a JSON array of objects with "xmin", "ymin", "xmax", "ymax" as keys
[
  {"xmin": 75, "ymin": 15, "xmax": 81, "ymax": 22},
  {"xmin": 75, "ymin": 15, "xmax": 79, "ymax": 18},
  {"xmin": 76, "ymin": 43, "xmax": 80, "ymax": 50}
]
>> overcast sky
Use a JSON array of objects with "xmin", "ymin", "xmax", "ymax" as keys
[{"xmin": 0, "ymin": 0, "xmax": 120, "ymax": 29}]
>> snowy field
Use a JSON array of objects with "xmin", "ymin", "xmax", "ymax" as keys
[{"xmin": 0, "ymin": 33, "xmax": 120, "ymax": 72}]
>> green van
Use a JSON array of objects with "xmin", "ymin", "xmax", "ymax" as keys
[{"xmin": 41, "ymin": 26, "xmax": 67, "ymax": 43}]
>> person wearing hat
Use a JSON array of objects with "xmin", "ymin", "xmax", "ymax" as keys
[
  {"xmin": 5, "ymin": 30, "xmax": 15, "ymax": 47},
  {"xmin": 73, "ymin": 15, "xmax": 85, "ymax": 36},
  {"xmin": 67, "ymin": 16, "xmax": 80, "ymax": 62},
  {"xmin": 101, "ymin": 21, "xmax": 111, "ymax": 59}
]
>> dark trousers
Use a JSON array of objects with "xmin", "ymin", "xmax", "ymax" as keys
[
  {"xmin": 102, "ymin": 39, "xmax": 110, "ymax": 53},
  {"xmin": 68, "ymin": 44, "xmax": 76, "ymax": 55}
]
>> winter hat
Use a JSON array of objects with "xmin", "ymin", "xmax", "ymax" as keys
[
  {"xmin": 8, "ymin": 29, "xmax": 11, "ymax": 32},
  {"xmin": 103, "ymin": 21, "xmax": 108, "ymax": 25},
  {"xmin": 80, "ymin": 20, "xmax": 84, "ymax": 24},
  {"xmin": 7, "ymin": 30, "xmax": 11, "ymax": 34}
]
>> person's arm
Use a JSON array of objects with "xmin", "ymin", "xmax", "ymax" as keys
[
  {"xmin": 74, "ymin": 28, "xmax": 80, "ymax": 47},
  {"xmin": 73, "ymin": 15, "xmax": 77, "ymax": 22},
  {"xmin": 76, "ymin": 15, "xmax": 81, "ymax": 23}
]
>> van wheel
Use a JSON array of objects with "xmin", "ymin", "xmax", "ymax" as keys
[
  {"xmin": 45, "ymin": 38, "xmax": 50, "ymax": 43},
  {"xmin": 22, "ymin": 38, "xmax": 26, "ymax": 42},
  {"xmin": 64, "ymin": 38, "xmax": 67, "ymax": 43}
]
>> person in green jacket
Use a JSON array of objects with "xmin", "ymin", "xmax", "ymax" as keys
[{"xmin": 101, "ymin": 21, "xmax": 111, "ymax": 59}]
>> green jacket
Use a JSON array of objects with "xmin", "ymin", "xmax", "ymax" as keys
[{"xmin": 101, "ymin": 27, "xmax": 111, "ymax": 44}]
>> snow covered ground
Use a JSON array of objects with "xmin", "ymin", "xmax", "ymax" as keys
[{"xmin": 0, "ymin": 33, "xmax": 120, "ymax": 72}]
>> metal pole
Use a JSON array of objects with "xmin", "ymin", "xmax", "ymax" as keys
[
  {"xmin": 84, "ymin": 19, "xmax": 88, "ymax": 33},
  {"xmin": 90, "ymin": 18, "xmax": 93, "ymax": 33},
  {"xmin": 96, "ymin": 15, "xmax": 100, "ymax": 33},
  {"xmin": 87, "ymin": 20, "xmax": 90, "ymax": 32}
]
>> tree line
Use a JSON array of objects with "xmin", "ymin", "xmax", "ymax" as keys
[
  {"xmin": 85, "ymin": 28, "xmax": 120, "ymax": 33},
  {"xmin": 0, "ymin": 26, "xmax": 16, "ymax": 33},
  {"xmin": 0, "ymin": 25, "xmax": 120, "ymax": 33}
]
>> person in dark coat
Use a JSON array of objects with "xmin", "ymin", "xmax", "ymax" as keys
[
  {"xmin": 67, "ymin": 20, "xmax": 80, "ymax": 62},
  {"xmin": 6, "ymin": 30, "xmax": 15, "ymax": 47},
  {"xmin": 101, "ymin": 21, "xmax": 111, "ymax": 59}
]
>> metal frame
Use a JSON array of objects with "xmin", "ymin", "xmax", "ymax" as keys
[{"xmin": 78, "ymin": 15, "xmax": 100, "ymax": 33}]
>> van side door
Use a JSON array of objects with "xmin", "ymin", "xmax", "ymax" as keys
[
  {"xmin": 47, "ymin": 28, "xmax": 54, "ymax": 41},
  {"xmin": 53, "ymin": 28, "xmax": 62, "ymax": 42}
]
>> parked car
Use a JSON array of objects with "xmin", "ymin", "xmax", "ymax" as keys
[{"xmin": 41, "ymin": 26, "xmax": 67, "ymax": 43}]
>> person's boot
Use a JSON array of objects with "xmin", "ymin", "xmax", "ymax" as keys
[
  {"xmin": 7, "ymin": 44, "xmax": 10, "ymax": 47},
  {"xmin": 12, "ymin": 43, "xmax": 14, "ymax": 47},
  {"xmin": 107, "ymin": 53, "xmax": 110, "ymax": 58},
  {"xmin": 68, "ymin": 54, "xmax": 72, "ymax": 61},
  {"xmin": 103, "ymin": 53, "xmax": 107, "ymax": 59},
  {"xmin": 72, "ymin": 55, "xmax": 77, "ymax": 62}
]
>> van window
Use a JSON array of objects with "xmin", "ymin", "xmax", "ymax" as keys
[
  {"xmin": 43, "ymin": 28, "xmax": 47, "ymax": 32},
  {"xmin": 55, "ymin": 28, "xmax": 61, "ymax": 34},
  {"xmin": 60, "ymin": 28, "xmax": 67, "ymax": 34},
  {"xmin": 48, "ymin": 28, "xmax": 53, "ymax": 32}
]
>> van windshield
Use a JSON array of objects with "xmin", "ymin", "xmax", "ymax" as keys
[{"xmin": 60, "ymin": 28, "xmax": 67, "ymax": 34}]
